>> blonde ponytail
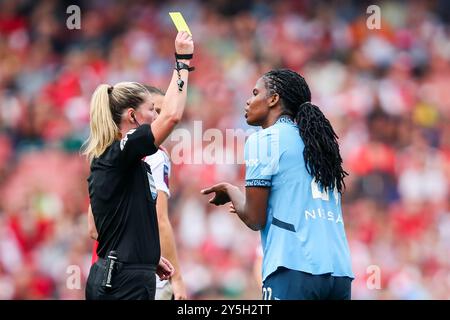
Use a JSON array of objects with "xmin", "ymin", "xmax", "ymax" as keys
[
  {"xmin": 82, "ymin": 82, "xmax": 150, "ymax": 162},
  {"xmin": 82, "ymin": 84, "xmax": 120, "ymax": 163}
]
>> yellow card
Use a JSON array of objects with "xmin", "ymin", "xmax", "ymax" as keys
[{"xmin": 169, "ymin": 12, "xmax": 192, "ymax": 36}]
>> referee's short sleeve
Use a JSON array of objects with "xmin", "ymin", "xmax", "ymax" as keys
[
  {"xmin": 119, "ymin": 124, "xmax": 158, "ymax": 166},
  {"xmin": 244, "ymin": 129, "xmax": 280, "ymax": 187}
]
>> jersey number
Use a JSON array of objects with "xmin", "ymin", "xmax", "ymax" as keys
[
  {"xmin": 262, "ymin": 287, "xmax": 272, "ymax": 300},
  {"xmin": 311, "ymin": 179, "xmax": 339, "ymax": 205},
  {"xmin": 311, "ymin": 179, "xmax": 330, "ymax": 201}
]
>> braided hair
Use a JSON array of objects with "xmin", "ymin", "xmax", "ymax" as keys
[{"xmin": 263, "ymin": 69, "xmax": 348, "ymax": 193}]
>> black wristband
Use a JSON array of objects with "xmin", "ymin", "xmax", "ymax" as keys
[
  {"xmin": 175, "ymin": 61, "xmax": 195, "ymax": 72},
  {"xmin": 175, "ymin": 52, "xmax": 193, "ymax": 60}
]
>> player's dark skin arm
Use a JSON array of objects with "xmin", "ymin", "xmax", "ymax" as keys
[{"xmin": 201, "ymin": 183, "xmax": 269, "ymax": 231}]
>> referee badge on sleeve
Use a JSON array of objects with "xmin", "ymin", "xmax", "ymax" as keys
[{"xmin": 147, "ymin": 172, "xmax": 158, "ymax": 200}]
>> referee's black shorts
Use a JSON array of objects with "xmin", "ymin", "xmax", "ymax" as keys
[{"xmin": 86, "ymin": 259, "xmax": 156, "ymax": 300}]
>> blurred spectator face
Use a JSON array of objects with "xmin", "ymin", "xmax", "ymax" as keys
[{"xmin": 245, "ymin": 77, "xmax": 272, "ymax": 126}]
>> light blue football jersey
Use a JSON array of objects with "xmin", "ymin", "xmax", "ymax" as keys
[{"xmin": 244, "ymin": 116, "xmax": 354, "ymax": 282}]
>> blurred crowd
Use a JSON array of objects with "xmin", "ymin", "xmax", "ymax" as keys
[{"xmin": 0, "ymin": 0, "xmax": 449, "ymax": 299}]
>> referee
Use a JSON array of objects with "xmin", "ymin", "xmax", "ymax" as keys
[
  {"xmin": 202, "ymin": 69, "xmax": 354, "ymax": 300},
  {"xmin": 87, "ymin": 86, "xmax": 188, "ymax": 300},
  {"xmin": 83, "ymin": 31, "xmax": 194, "ymax": 300}
]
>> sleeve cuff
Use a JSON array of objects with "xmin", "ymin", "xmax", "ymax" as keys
[{"xmin": 245, "ymin": 179, "xmax": 272, "ymax": 187}]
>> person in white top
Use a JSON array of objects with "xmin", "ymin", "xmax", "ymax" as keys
[{"xmin": 144, "ymin": 86, "xmax": 187, "ymax": 300}]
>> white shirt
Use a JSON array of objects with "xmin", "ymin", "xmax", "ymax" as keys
[
  {"xmin": 144, "ymin": 149, "xmax": 171, "ymax": 197},
  {"xmin": 144, "ymin": 148, "xmax": 173, "ymax": 298}
]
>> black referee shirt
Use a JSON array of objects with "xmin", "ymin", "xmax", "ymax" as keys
[{"xmin": 87, "ymin": 124, "xmax": 160, "ymax": 264}]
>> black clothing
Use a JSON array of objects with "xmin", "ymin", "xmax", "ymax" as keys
[
  {"xmin": 85, "ymin": 259, "xmax": 156, "ymax": 300},
  {"xmin": 87, "ymin": 124, "xmax": 160, "ymax": 264}
]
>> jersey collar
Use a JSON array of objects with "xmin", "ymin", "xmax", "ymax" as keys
[{"xmin": 275, "ymin": 115, "xmax": 296, "ymax": 125}]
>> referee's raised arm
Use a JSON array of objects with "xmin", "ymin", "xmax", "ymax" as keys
[{"xmin": 151, "ymin": 31, "xmax": 194, "ymax": 147}]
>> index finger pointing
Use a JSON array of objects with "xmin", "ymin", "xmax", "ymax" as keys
[{"xmin": 201, "ymin": 187, "xmax": 213, "ymax": 194}]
